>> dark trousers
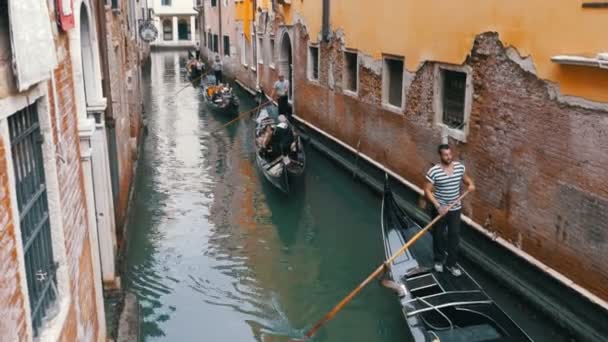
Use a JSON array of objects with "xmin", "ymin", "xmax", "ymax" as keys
[
  {"xmin": 214, "ymin": 70, "xmax": 222, "ymax": 85},
  {"xmin": 278, "ymin": 95, "xmax": 290, "ymax": 117},
  {"xmin": 430, "ymin": 208, "xmax": 461, "ymax": 267}
]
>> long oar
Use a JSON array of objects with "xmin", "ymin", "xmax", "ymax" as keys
[
  {"xmin": 295, "ymin": 190, "xmax": 471, "ymax": 341},
  {"xmin": 174, "ymin": 68, "xmax": 213, "ymax": 96},
  {"xmin": 209, "ymin": 101, "xmax": 271, "ymax": 135}
]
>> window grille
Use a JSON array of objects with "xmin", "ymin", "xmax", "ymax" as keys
[
  {"xmin": 8, "ymin": 103, "xmax": 57, "ymax": 337},
  {"xmin": 442, "ymin": 70, "xmax": 466, "ymax": 129}
]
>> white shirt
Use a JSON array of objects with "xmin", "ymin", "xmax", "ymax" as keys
[{"xmin": 274, "ymin": 80, "xmax": 289, "ymax": 97}]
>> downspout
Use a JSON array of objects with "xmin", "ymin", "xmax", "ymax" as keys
[
  {"xmin": 253, "ymin": 0, "xmax": 259, "ymax": 88},
  {"xmin": 95, "ymin": 0, "xmax": 120, "ymax": 207},
  {"xmin": 322, "ymin": 0, "xmax": 330, "ymax": 42},
  {"xmin": 218, "ymin": 0, "xmax": 223, "ymax": 57}
]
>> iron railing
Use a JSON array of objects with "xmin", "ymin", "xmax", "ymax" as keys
[{"xmin": 9, "ymin": 103, "xmax": 57, "ymax": 336}]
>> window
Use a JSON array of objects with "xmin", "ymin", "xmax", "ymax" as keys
[
  {"xmin": 111, "ymin": 0, "xmax": 119, "ymax": 9},
  {"xmin": 213, "ymin": 34, "xmax": 219, "ymax": 53},
  {"xmin": 223, "ymin": 36, "xmax": 230, "ymax": 56},
  {"xmin": 9, "ymin": 104, "xmax": 57, "ymax": 336},
  {"xmin": 442, "ymin": 70, "xmax": 467, "ymax": 129},
  {"xmin": 211, "ymin": 0, "xmax": 217, "ymax": 6},
  {"xmin": 258, "ymin": 37, "xmax": 264, "ymax": 64},
  {"xmin": 207, "ymin": 32, "xmax": 212, "ymax": 50},
  {"xmin": 308, "ymin": 45, "xmax": 320, "ymax": 81},
  {"xmin": 269, "ymin": 38, "xmax": 275, "ymax": 66},
  {"xmin": 161, "ymin": 0, "xmax": 171, "ymax": 5},
  {"xmin": 382, "ymin": 56, "xmax": 404, "ymax": 109},
  {"xmin": 343, "ymin": 50, "xmax": 358, "ymax": 93},
  {"xmin": 163, "ymin": 19, "xmax": 173, "ymax": 41},
  {"xmin": 434, "ymin": 65, "xmax": 472, "ymax": 141},
  {"xmin": 241, "ymin": 33, "xmax": 247, "ymax": 65}
]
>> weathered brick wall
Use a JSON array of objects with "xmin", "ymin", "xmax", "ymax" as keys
[
  {"xmin": 0, "ymin": 138, "xmax": 28, "ymax": 341},
  {"xmin": 0, "ymin": 3, "xmax": 102, "ymax": 340},
  {"xmin": 51, "ymin": 30, "xmax": 100, "ymax": 341},
  {"xmin": 294, "ymin": 28, "xmax": 608, "ymax": 301},
  {"xmin": 104, "ymin": 5, "xmax": 144, "ymax": 232}
]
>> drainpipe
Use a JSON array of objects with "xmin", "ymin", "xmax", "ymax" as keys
[
  {"xmin": 253, "ymin": 0, "xmax": 259, "ymax": 88},
  {"xmin": 322, "ymin": 0, "xmax": 330, "ymax": 42},
  {"xmin": 95, "ymin": 0, "xmax": 120, "ymax": 206},
  {"xmin": 218, "ymin": 0, "xmax": 223, "ymax": 57}
]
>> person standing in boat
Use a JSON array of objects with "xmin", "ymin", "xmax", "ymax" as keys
[
  {"xmin": 271, "ymin": 74, "xmax": 290, "ymax": 118},
  {"xmin": 212, "ymin": 55, "xmax": 223, "ymax": 85},
  {"xmin": 424, "ymin": 144, "xmax": 475, "ymax": 277}
]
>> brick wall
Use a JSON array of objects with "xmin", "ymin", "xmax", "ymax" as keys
[
  {"xmin": 51, "ymin": 30, "xmax": 100, "ymax": 341},
  {"xmin": 0, "ymin": 4, "xmax": 107, "ymax": 340},
  {"xmin": 0, "ymin": 137, "xmax": 28, "ymax": 341},
  {"xmin": 104, "ymin": 5, "xmax": 144, "ymax": 233},
  {"xmin": 294, "ymin": 28, "xmax": 608, "ymax": 301}
]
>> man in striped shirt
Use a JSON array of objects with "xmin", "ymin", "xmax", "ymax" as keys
[{"xmin": 424, "ymin": 144, "xmax": 475, "ymax": 277}]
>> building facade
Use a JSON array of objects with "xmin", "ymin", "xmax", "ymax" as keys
[
  {"xmin": 0, "ymin": 0, "xmax": 147, "ymax": 340},
  {"xmin": 150, "ymin": 0, "xmax": 198, "ymax": 48},
  {"xmin": 198, "ymin": 0, "xmax": 608, "ymax": 319}
]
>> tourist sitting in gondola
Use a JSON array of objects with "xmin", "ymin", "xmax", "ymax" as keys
[
  {"xmin": 257, "ymin": 114, "xmax": 299, "ymax": 161},
  {"xmin": 273, "ymin": 115, "xmax": 295, "ymax": 156}
]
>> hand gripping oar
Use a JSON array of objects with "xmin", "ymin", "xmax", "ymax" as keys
[
  {"xmin": 209, "ymin": 101, "xmax": 272, "ymax": 135},
  {"xmin": 293, "ymin": 190, "xmax": 471, "ymax": 341}
]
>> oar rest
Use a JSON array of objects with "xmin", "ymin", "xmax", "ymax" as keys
[{"xmin": 402, "ymin": 290, "xmax": 492, "ymax": 317}]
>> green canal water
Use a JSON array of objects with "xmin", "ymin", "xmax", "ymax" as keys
[{"xmin": 124, "ymin": 51, "xmax": 569, "ymax": 341}]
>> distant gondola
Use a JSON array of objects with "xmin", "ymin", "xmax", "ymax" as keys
[
  {"xmin": 201, "ymin": 74, "xmax": 239, "ymax": 112},
  {"xmin": 253, "ymin": 97, "xmax": 305, "ymax": 194},
  {"xmin": 381, "ymin": 181, "xmax": 533, "ymax": 342}
]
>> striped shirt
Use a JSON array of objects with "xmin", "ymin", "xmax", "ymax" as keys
[{"xmin": 426, "ymin": 162, "xmax": 465, "ymax": 211}]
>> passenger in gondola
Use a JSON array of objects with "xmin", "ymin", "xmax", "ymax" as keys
[{"xmin": 273, "ymin": 115, "xmax": 295, "ymax": 156}]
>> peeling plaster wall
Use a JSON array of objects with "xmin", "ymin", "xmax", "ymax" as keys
[{"xmin": 294, "ymin": 28, "xmax": 608, "ymax": 302}]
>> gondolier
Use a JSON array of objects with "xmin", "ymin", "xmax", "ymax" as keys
[
  {"xmin": 424, "ymin": 144, "xmax": 475, "ymax": 277},
  {"xmin": 271, "ymin": 74, "xmax": 290, "ymax": 118},
  {"xmin": 212, "ymin": 55, "xmax": 223, "ymax": 85}
]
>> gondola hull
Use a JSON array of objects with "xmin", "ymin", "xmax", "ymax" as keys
[
  {"xmin": 203, "ymin": 87, "xmax": 239, "ymax": 112},
  {"xmin": 253, "ymin": 101, "xmax": 305, "ymax": 194},
  {"xmin": 381, "ymin": 182, "xmax": 533, "ymax": 342}
]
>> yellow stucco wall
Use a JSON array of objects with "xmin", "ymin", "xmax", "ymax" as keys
[
  {"xmin": 291, "ymin": 0, "xmax": 608, "ymax": 103},
  {"xmin": 235, "ymin": 0, "xmax": 253, "ymax": 41}
]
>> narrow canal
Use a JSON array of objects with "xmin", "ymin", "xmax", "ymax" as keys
[{"xmin": 124, "ymin": 51, "xmax": 569, "ymax": 341}]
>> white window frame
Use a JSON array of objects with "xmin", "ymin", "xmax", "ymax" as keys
[
  {"xmin": 257, "ymin": 36, "xmax": 264, "ymax": 65},
  {"xmin": 433, "ymin": 63, "xmax": 473, "ymax": 142},
  {"xmin": 342, "ymin": 49, "xmax": 359, "ymax": 96},
  {"xmin": 307, "ymin": 44, "xmax": 320, "ymax": 82},
  {"xmin": 240, "ymin": 32, "xmax": 247, "ymax": 67},
  {"xmin": 0, "ymin": 86, "xmax": 72, "ymax": 342},
  {"xmin": 382, "ymin": 54, "xmax": 406, "ymax": 113},
  {"xmin": 269, "ymin": 36, "xmax": 276, "ymax": 69}
]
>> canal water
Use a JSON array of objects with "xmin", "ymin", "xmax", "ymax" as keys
[{"xmin": 124, "ymin": 51, "xmax": 569, "ymax": 341}]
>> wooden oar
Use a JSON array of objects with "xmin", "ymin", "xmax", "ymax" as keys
[
  {"xmin": 209, "ymin": 101, "xmax": 271, "ymax": 135},
  {"xmin": 294, "ymin": 190, "xmax": 471, "ymax": 341},
  {"xmin": 175, "ymin": 69, "xmax": 213, "ymax": 96}
]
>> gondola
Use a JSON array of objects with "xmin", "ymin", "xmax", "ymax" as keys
[
  {"xmin": 253, "ymin": 99, "xmax": 305, "ymax": 194},
  {"xmin": 201, "ymin": 74, "xmax": 239, "ymax": 111},
  {"xmin": 381, "ymin": 181, "xmax": 533, "ymax": 342}
]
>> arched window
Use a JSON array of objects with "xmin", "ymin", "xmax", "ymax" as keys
[{"xmin": 163, "ymin": 19, "xmax": 172, "ymax": 41}]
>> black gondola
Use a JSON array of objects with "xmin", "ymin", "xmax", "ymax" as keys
[
  {"xmin": 381, "ymin": 181, "xmax": 533, "ymax": 342},
  {"xmin": 201, "ymin": 74, "xmax": 239, "ymax": 111},
  {"xmin": 253, "ymin": 99, "xmax": 305, "ymax": 194}
]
